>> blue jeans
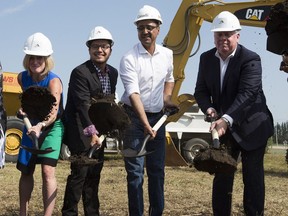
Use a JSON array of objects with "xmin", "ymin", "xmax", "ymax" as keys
[{"xmin": 123, "ymin": 107, "xmax": 166, "ymax": 216}]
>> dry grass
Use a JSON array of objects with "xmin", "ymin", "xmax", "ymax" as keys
[{"xmin": 0, "ymin": 148, "xmax": 287, "ymax": 216}]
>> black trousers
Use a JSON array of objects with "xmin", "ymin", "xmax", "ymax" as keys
[
  {"xmin": 213, "ymin": 135, "xmax": 266, "ymax": 216},
  {"xmin": 62, "ymin": 147, "xmax": 104, "ymax": 216}
]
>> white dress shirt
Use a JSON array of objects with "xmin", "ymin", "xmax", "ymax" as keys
[
  {"xmin": 215, "ymin": 48, "xmax": 237, "ymax": 125},
  {"xmin": 120, "ymin": 43, "xmax": 174, "ymax": 113}
]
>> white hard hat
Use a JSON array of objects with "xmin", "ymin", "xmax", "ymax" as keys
[
  {"xmin": 23, "ymin": 32, "xmax": 53, "ymax": 56},
  {"xmin": 211, "ymin": 11, "xmax": 242, "ymax": 32},
  {"xmin": 134, "ymin": 5, "xmax": 163, "ymax": 25},
  {"xmin": 86, "ymin": 26, "xmax": 114, "ymax": 47}
]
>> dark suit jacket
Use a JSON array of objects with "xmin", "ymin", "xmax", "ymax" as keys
[
  {"xmin": 194, "ymin": 44, "xmax": 274, "ymax": 151},
  {"xmin": 63, "ymin": 60, "xmax": 118, "ymax": 153}
]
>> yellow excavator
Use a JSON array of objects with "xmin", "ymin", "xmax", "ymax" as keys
[{"xmin": 163, "ymin": 0, "xmax": 286, "ymax": 166}]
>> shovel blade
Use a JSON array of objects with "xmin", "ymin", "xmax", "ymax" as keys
[
  {"xmin": 21, "ymin": 145, "xmax": 54, "ymax": 155},
  {"xmin": 121, "ymin": 148, "xmax": 154, "ymax": 157}
]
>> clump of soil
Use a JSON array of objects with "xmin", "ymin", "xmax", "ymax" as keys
[
  {"xmin": 89, "ymin": 100, "xmax": 130, "ymax": 135},
  {"xmin": 193, "ymin": 147, "xmax": 237, "ymax": 173},
  {"xmin": 20, "ymin": 86, "xmax": 56, "ymax": 121}
]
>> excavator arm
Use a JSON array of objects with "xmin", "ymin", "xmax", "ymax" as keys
[{"xmin": 164, "ymin": 0, "xmax": 284, "ymax": 122}]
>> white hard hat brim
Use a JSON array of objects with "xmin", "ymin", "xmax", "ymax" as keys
[
  {"xmin": 211, "ymin": 28, "xmax": 242, "ymax": 32},
  {"xmin": 24, "ymin": 50, "xmax": 53, "ymax": 56}
]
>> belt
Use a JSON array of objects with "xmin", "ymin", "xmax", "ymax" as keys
[{"xmin": 123, "ymin": 104, "xmax": 162, "ymax": 116}]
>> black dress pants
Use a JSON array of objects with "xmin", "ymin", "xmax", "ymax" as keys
[
  {"xmin": 62, "ymin": 148, "xmax": 104, "ymax": 216},
  {"xmin": 212, "ymin": 140, "xmax": 266, "ymax": 216}
]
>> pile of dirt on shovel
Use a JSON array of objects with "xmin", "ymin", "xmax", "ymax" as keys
[
  {"xmin": 193, "ymin": 147, "xmax": 237, "ymax": 174},
  {"xmin": 20, "ymin": 86, "xmax": 56, "ymax": 121}
]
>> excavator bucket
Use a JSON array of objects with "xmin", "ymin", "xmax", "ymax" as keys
[
  {"xmin": 165, "ymin": 132, "xmax": 188, "ymax": 166},
  {"xmin": 165, "ymin": 93, "xmax": 197, "ymax": 166}
]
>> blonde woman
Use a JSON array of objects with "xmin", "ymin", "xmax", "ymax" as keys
[{"xmin": 16, "ymin": 32, "xmax": 64, "ymax": 216}]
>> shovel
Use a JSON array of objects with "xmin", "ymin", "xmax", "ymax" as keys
[
  {"xmin": 193, "ymin": 118, "xmax": 237, "ymax": 173},
  {"xmin": 121, "ymin": 107, "xmax": 179, "ymax": 158},
  {"xmin": 20, "ymin": 114, "xmax": 54, "ymax": 154},
  {"xmin": 69, "ymin": 134, "xmax": 107, "ymax": 165}
]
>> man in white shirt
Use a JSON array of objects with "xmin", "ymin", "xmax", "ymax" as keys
[{"xmin": 119, "ymin": 5, "xmax": 177, "ymax": 216}]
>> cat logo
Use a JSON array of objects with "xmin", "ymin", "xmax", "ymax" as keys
[
  {"xmin": 245, "ymin": 9, "xmax": 265, "ymax": 20},
  {"xmin": 234, "ymin": 6, "xmax": 271, "ymax": 22}
]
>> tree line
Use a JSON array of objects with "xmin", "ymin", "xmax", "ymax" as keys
[{"xmin": 272, "ymin": 121, "xmax": 288, "ymax": 145}]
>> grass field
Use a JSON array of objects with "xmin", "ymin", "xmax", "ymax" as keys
[{"xmin": 0, "ymin": 147, "xmax": 287, "ymax": 216}]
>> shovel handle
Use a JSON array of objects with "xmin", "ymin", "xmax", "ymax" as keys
[
  {"xmin": 22, "ymin": 114, "xmax": 40, "ymax": 149},
  {"xmin": 151, "ymin": 107, "xmax": 178, "ymax": 131},
  {"xmin": 29, "ymin": 131, "xmax": 39, "ymax": 149},
  {"xmin": 152, "ymin": 115, "xmax": 168, "ymax": 131},
  {"xmin": 139, "ymin": 112, "xmax": 172, "ymax": 154},
  {"xmin": 211, "ymin": 128, "xmax": 220, "ymax": 148},
  {"xmin": 23, "ymin": 115, "xmax": 32, "ymax": 129}
]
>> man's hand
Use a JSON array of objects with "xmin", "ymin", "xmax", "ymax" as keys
[
  {"xmin": 90, "ymin": 134, "xmax": 102, "ymax": 148},
  {"xmin": 210, "ymin": 118, "xmax": 228, "ymax": 137},
  {"xmin": 144, "ymin": 124, "xmax": 157, "ymax": 139},
  {"xmin": 205, "ymin": 108, "xmax": 218, "ymax": 122}
]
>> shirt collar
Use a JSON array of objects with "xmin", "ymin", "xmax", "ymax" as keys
[
  {"xmin": 138, "ymin": 43, "xmax": 159, "ymax": 55},
  {"xmin": 93, "ymin": 64, "xmax": 110, "ymax": 75}
]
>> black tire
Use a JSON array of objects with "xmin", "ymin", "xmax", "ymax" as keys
[
  {"xmin": 60, "ymin": 143, "xmax": 71, "ymax": 160},
  {"xmin": 5, "ymin": 118, "xmax": 24, "ymax": 163},
  {"xmin": 182, "ymin": 138, "xmax": 209, "ymax": 164}
]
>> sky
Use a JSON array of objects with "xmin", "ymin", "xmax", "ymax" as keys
[{"xmin": 1, "ymin": 0, "xmax": 287, "ymax": 123}]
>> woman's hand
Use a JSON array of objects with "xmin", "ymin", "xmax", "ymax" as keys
[{"xmin": 27, "ymin": 122, "xmax": 43, "ymax": 138}]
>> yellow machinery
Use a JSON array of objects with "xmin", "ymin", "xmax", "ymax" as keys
[
  {"xmin": 3, "ymin": 72, "xmax": 23, "ymax": 162},
  {"xmin": 3, "ymin": 72, "xmax": 21, "ymax": 116},
  {"xmin": 163, "ymin": 0, "xmax": 284, "ymax": 166}
]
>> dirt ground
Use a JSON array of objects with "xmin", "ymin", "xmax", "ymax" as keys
[{"xmin": 0, "ymin": 152, "xmax": 287, "ymax": 216}]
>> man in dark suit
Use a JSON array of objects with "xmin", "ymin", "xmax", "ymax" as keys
[
  {"xmin": 194, "ymin": 11, "xmax": 274, "ymax": 216},
  {"xmin": 62, "ymin": 26, "xmax": 118, "ymax": 216}
]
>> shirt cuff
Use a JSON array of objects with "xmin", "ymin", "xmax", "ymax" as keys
[
  {"xmin": 83, "ymin": 125, "xmax": 99, "ymax": 136},
  {"xmin": 222, "ymin": 114, "xmax": 233, "ymax": 126}
]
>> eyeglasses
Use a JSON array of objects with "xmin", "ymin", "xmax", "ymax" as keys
[
  {"xmin": 137, "ymin": 25, "xmax": 158, "ymax": 32},
  {"xmin": 90, "ymin": 44, "xmax": 111, "ymax": 51}
]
